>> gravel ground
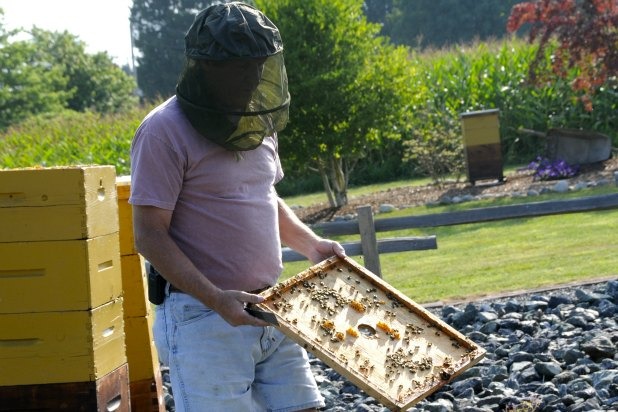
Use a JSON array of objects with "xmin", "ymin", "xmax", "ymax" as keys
[{"xmin": 160, "ymin": 279, "xmax": 618, "ymax": 411}]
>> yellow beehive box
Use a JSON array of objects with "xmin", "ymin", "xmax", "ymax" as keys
[
  {"xmin": 461, "ymin": 109, "xmax": 500, "ymax": 146},
  {"xmin": 0, "ymin": 298, "xmax": 126, "ymax": 386},
  {"xmin": 124, "ymin": 314, "xmax": 160, "ymax": 382},
  {"xmin": 0, "ymin": 233, "xmax": 122, "ymax": 314},
  {"xmin": 0, "ymin": 166, "xmax": 118, "ymax": 242},
  {"xmin": 116, "ymin": 176, "xmax": 137, "ymax": 256},
  {"xmin": 120, "ymin": 254, "xmax": 149, "ymax": 318},
  {"xmin": 460, "ymin": 109, "xmax": 504, "ymax": 184}
]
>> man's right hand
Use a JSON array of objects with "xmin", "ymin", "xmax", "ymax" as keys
[{"xmin": 210, "ymin": 289, "xmax": 270, "ymax": 327}]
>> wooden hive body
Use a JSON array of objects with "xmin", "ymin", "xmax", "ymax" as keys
[
  {"xmin": 0, "ymin": 166, "xmax": 118, "ymax": 242},
  {"xmin": 0, "ymin": 233, "xmax": 122, "ymax": 313},
  {"xmin": 0, "ymin": 363, "xmax": 130, "ymax": 411},
  {"xmin": 116, "ymin": 176, "xmax": 166, "ymax": 411},
  {"xmin": 0, "ymin": 298, "xmax": 126, "ymax": 386},
  {"xmin": 460, "ymin": 109, "xmax": 504, "ymax": 184}
]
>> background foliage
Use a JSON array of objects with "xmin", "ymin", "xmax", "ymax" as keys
[
  {"xmin": 507, "ymin": 0, "xmax": 618, "ymax": 109},
  {"xmin": 0, "ymin": 15, "xmax": 138, "ymax": 130},
  {"xmin": 1, "ymin": 1, "xmax": 616, "ymax": 200},
  {"xmin": 0, "ymin": 107, "xmax": 151, "ymax": 176},
  {"xmin": 130, "ymin": 0, "xmax": 527, "ymax": 100},
  {"xmin": 372, "ymin": 0, "xmax": 522, "ymax": 49}
]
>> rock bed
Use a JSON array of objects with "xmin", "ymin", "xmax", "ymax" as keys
[{"xmin": 159, "ymin": 279, "xmax": 618, "ymax": 411}]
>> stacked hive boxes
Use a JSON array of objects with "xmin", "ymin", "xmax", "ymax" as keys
[
  {"xmin": 460, "ymin": 109, "xmax": 504, "ymax": 185},
  {"xmin": 116, "ymin": 175, "xmax": 166, "ymax": 411},
  {"xmin": 0, "ymin": 166, "xmax": 129, "ymax": 411}
]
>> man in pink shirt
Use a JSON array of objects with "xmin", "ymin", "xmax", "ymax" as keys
[{"xmin": 130, "ymin": 3, "xmax": 344, "ymax": 411}]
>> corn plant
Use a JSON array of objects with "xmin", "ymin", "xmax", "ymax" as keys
[{"xmin": 0, "ymin": 107, "xmax": 150, "ymax": 175}]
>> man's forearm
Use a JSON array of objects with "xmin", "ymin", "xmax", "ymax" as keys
[{"xmin": 277, "ymin": 198, "xmax": 322, "ymax": 257}]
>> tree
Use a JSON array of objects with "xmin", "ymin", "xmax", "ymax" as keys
[
  {"xmin": 0, "ymin": 14, "xmax": 69, "ymax": 129},
  {"xmin": 29, "ymin": 29, "xmax": 138, "ymax": 113},
  {"xmin": 507, "ymin": 0, "xmax": 618, "ymax": 110},
  {"xmin": 257, "ymin": 0, "xmax": 415, "ymax": 207},
  {"xmin": 0, "ymin": 10, "xmax": 138, "ymax": 130},
  {"xmin": 382, "ymin": 0, "xmax": 521, "ymax": 49},
  {"xmin": 130, "ymin": 0, "xmax": 223, "ymax": 101},
  {"xmin": 363, "ymin": 0, "xmax": 392, "ymax": 24}
]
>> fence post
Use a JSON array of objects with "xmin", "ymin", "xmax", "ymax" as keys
[{"xmin": 356, "ymin": 205, "xmax": 381, "ymax": 277}]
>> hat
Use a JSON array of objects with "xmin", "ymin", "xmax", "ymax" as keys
[{"xmin": 185, "ymin": 2, "xmax": 283, "ymax": 60}]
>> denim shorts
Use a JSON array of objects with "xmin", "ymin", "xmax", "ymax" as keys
[{"xmin": 153, "ymin": 291, "xmax": 325, "ymax": 412}]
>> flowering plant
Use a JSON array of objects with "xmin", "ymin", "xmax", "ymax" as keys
[{"xmin": 527, "ymin": 156, "xmax": 580, "ymax": 181}]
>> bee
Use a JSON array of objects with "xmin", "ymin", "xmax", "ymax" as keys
[
  {"xmin": 349, "ymin": 300, "xmax": 366, "ymax": 313},
  {"xmin": 377, "ymin": 321, "xmax": 392, "ymax": 334},
  {"xmin": 330, "ymin": 331, "xmax": 344, "ymax": 342},
  {"xmin": 347, "ymin": 327, "xmax": 359, "ymax": 338}
]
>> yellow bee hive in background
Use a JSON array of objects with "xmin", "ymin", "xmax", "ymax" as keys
[{"xmin": 460, "ymin": 109, "xmax": 504, "ymax": 185}]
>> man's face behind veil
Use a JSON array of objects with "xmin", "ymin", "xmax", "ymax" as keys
[{"xmin": 202, "ymin": 58, "xmax": 266, "ymax": 112}]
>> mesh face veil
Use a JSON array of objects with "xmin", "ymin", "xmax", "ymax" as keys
[{"xmin": 176, "ymin": 2, "xmax": 290, "ymax": 151}]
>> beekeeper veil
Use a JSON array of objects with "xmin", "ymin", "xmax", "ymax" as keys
[{"xmin": 176, "ymin": 2, "xmax": 290, "ymax": 151}]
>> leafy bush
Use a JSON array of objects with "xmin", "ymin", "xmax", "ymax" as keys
[{"xmin": 402, "ymin": 108, "xmax": 465, "ymax": 184}]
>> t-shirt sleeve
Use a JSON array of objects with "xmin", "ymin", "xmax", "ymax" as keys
[{"xmin": 129, "ymin": 128, "xmax": 184, "ymax": 210}]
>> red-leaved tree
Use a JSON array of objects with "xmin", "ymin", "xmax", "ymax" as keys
[{"xmin": 507, "ymin": 0, "xmax": 617, "ymax": 110}]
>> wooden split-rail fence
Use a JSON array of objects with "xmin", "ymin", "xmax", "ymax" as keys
[{"xmin": 282, "ymin": 192, "xmax": 618, "ymax": 277}]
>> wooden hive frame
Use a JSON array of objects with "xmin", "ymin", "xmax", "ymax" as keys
[{"xmin": 256, "ymin": 256, "xmax": 485, "ymax": 411}]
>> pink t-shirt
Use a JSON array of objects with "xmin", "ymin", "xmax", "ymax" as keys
[{"xmin": 129, "ymin": 96, "xmax": 284, "ymax": 291}]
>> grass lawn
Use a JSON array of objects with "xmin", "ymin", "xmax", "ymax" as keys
[{"xmin": 282, "ymin": 185, "xmax": 618, "ymax": 304}]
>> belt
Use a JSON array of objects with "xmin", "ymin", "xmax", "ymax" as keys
[{"xmin": 169, "ymin": 284, "xmax": 271, "ymax": 294}]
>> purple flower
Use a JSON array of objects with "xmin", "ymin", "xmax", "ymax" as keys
[{"xmin": 528, "ymin": 156, "xmax": 579, "ymax": 181}]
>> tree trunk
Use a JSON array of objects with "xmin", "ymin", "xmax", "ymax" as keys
[
  {"xmin": 318, "ymin": 162, "xmax": 336, "ymax": 207},
  {"xmin": 317, "ymin": 154, "xmax": 350, "ymax": 208},
  {"xmin": 328, "ymin": 155, "xmax": 348, "ymax": 207}
]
